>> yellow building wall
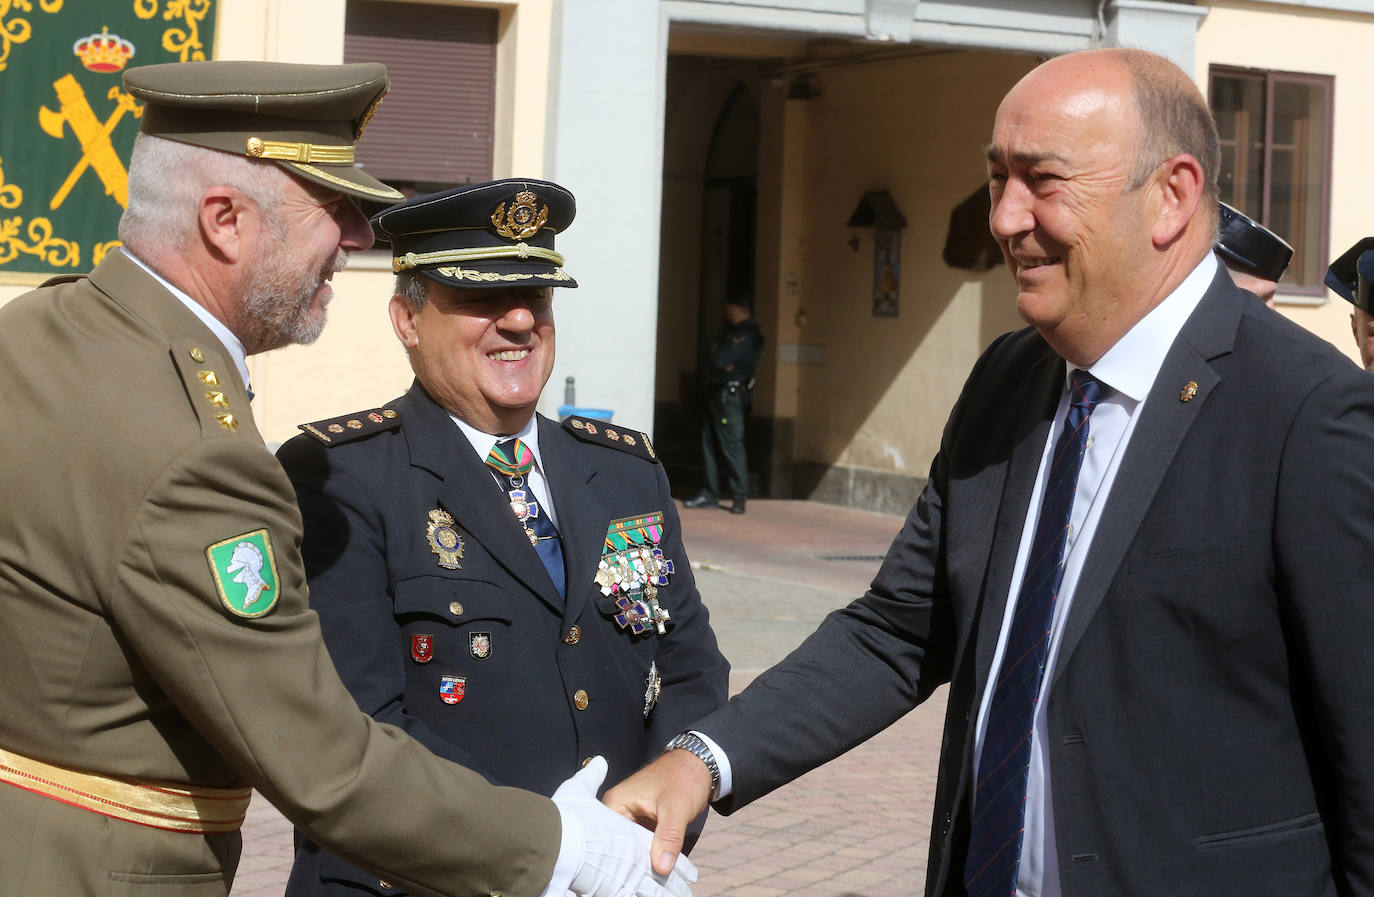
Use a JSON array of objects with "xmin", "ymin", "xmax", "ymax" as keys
[
  {"xmin": 0, "ymin": 0, "xmax": 557, "ymax": 447},
  {"xmin": 1196, "ymin": 0, "xmax": 1374, "ymax": 367},
  {"xmin": 789, "ymin": 50, "xmax": 1032, "ymax": 476}
]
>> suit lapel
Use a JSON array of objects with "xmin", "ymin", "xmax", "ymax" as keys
[
  {"xmin": 1050, "ymin": 272, "xmax": 1242, "ymax": 691},
  {"xmin": 401, "ymin": 386, "xmax": 563, "ymax": 612},
  {"xmin": 973, "ymin": 347, "xmax": 1063, "ymax": 699},
  {"xmin": 537, "ymin": 416, "xmax": 611, "ymax": 624}
]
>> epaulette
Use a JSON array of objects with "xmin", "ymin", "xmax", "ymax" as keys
[
  {"xmin": 40, "ymin": 273, "xmax": 84, "ymax": 287},
  {"xmin": 299, "ymin": 407, "xmax": 401, "ymax": 446},
  {"xmin": 563, "ymin": 415, "xmax": 658, "ymax": 464}
]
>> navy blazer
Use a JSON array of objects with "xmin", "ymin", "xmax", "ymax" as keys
[
  {"xmin": 697, "ymin": 269, "xmax": 1374, "ymax": 897},
  {"xmin": 277, "ymin": 383, "xmax": 729, "ymax": 897}
]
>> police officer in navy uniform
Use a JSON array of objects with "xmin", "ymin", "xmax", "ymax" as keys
[
  {"xmin": 277, "ymin": 179, "xmax": 730, "ymax": 897},
  {"xmin": 1214, "ymin": 201, "xmax": 1293, "ymax": 308},
  {"xmin": 685, "ymin": 298, "xmax": 765, "ymax": 515},
  {"xmin": 1324, "ymin": 237, "xmax": 1374, "ymax": 371}
]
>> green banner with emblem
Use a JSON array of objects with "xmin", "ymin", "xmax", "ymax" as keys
[{"xmin": 0, "ymin": 0, "xmax": 217, "ymax": 280}]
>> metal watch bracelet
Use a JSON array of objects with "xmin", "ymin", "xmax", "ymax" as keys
[{"xmin": 664, "ymin": 732, "xmax": 721, "ymax": 801}]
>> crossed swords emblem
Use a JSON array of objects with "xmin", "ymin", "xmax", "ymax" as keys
[{"xmin": 38, "ymin": 73, "xmax": 142, "ymax": 210}]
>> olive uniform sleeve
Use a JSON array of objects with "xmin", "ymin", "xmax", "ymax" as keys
[{"xmin": 107, "ymin": 436, "xmax": 561, "ymax": 897}]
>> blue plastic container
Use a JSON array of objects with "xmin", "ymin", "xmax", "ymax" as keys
[{"xmin": 557, "ymin": 405, "xmax": 613, "ymax": 421}]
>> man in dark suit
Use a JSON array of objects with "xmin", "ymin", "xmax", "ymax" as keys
[
  {"xmin": 606, "ymin": 47, "xmax": 1374, "ymax": 897},
  {"xmin": 277, "ymin": 180, "xmax": 730, "ymax": 897}
]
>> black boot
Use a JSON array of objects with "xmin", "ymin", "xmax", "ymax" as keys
[
  {"xmin": 730, "ymin": 497, "xmax": 746, "ymax": 515},
  {"xmin": 685, "ymin": 493, "xmax": 719, "ymax": 509}
]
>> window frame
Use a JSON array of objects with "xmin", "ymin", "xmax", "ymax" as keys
[{"xmin": 1208, "ymin": 64, "xmax": 1334, "ymax": 301}]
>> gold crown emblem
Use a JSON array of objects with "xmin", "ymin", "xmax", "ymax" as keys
[
  {"xmin": 490, "ymin": 190, "xmax": 549, "ymax": 241},
  {"xmin": 73, "ymin": 27, "xmax": 135, "ymax": 74}
]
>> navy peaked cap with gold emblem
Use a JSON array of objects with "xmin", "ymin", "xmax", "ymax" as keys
[
  {"xmin": 122, "ymin": 60, "xmax": 404, "ymax": 204},
  {"xmin": 1325, "ymin": 237, "xmax": 1374, "ymax": 314},
  {"xmin": 372, "ymin": 178, "xmax": 578, "ymax": 289},
  {"xmin": 1215, "ymin": 202, "xmax": 1293, "ymax": 283}
]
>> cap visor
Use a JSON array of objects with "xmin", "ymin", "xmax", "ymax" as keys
[
  {"xmin": 417, "ymin": 264, "xmax": 577, "ymax": 290},
  {"xmin": 281, "ymin": 160, "xmax": 403, "ymax": 204}
]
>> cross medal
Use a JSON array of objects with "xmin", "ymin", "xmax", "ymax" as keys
[{"xmin": 505, "ymin": 476, "xmax": 541, "ymax": 546}]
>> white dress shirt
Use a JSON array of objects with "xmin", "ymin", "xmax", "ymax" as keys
[
  {"xmin": 122, "ymin": 248, "xmax": 252, "ymax": 396},
  {"xmin": 973, "ymin": 252, "xmax": 1217, "ymax": 897},
  {"xmin": 451, "ymin": 413, "xmax": 561, "ymax": 530},
  {"xmin": 701, "ymin": 254, "xmax": 1218, "ymax": 868}
]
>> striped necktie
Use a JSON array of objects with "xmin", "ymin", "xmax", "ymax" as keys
[
  {"xmin": 485, "ymin": 438, "xmax": 566, "ymax": 598},
  {"xmin": 964, "ymin": 369, "xmax": 1103, "ymax": 897}
]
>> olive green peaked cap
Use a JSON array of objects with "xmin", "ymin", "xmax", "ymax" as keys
[{"xmin": 122, "ymin": 60, "xmax": 404, "ymax": 204}]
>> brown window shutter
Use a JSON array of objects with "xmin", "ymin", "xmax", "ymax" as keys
[{"xmin": 344, "ymin": 1, "xmax": 496, "ymax": 187}]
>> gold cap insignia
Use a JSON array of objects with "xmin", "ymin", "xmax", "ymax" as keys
[{"xmin": 490, "ymin": 190, "xmax": 549, "ymax": 240}]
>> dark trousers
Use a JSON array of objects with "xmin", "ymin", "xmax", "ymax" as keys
[{"xmin": 700, "ymin": 383, "xmax": 748, "ymax": 501}]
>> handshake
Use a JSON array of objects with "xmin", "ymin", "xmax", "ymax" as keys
[{"xmin": 552, "ymin": 751, "xmax": 709, "ymax": 897}]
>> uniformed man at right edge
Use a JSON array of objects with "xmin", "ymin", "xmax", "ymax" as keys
[
  {"xmin": 0, "ymin": 60, "xmax": 693, "ymax": 897},
  {"xmin": 1324, "ymin": 237, "xmax": 1374, "ymax": 371},
  {"xmin": 609, "ymin": 47, "xmax": 1374, "ymax": 897}
]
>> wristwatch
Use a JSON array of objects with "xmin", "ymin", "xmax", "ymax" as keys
[{"xmin": 664, "ymin": 732, "xmax": 721, "ymax": 801}]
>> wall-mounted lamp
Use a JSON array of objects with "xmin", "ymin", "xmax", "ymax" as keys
[{"xmin": 847, "ymin": 190, "xmax": 907, "ymax": 318}]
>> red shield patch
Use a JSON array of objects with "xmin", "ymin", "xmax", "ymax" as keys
[
  {"xmin": 439, "ymin": 675, "xmax": 465, "ymax": 705},
  {"xmin": 411, "ymin": 634, "xmax": 434, "ymax": 664}
]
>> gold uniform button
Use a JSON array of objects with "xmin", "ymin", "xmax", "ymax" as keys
[
  {"xmin": 563, "ymin": 625, "xmax": 581, "ymax": 645},
  {"xmin": 581, "ymin": 756, "xmax": 593, "ymax": 769},
  {"xmin": 189, "ymin": 346, "xmax": 205, "ymax": 363},
  {"xmin": 449, "ymin": 601, "xmax": 464, "ymax": 616},
  {"xmin": 378, "ymin": 881, "xmax": 393, "ymax": 890},
  {"xmin": 573, "ymin": 689, "xmax": 589, "ymax": 710}
]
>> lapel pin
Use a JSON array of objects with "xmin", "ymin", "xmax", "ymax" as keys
[
  {"xmin": 1179, "ymin": 380, "xmax": 1198, "ymax": 403},
  {"xmin": 411, "ymin": 633, "xmax": 434, "ymax": 664},
  {"xmin": 439, "ymin": 675, "xmax": 466, "ymax": 705}
]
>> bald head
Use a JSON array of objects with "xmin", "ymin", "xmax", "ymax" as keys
[
  {"xmin": 1116, "ymin": 49, "xmax": 1221, "ymax": 233},
  {"xmin": 987, "ymin": 49, "xmax": 1219, "ymax": 365}
]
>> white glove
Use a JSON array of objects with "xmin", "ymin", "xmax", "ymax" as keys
[{"xmin": 550, "ymin": 756, "xmax": 698, "ymax": 897}]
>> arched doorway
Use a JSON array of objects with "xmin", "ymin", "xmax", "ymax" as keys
[{"xmin": 655, "ymin": 63, "xmax": 765, "ymax": 496}]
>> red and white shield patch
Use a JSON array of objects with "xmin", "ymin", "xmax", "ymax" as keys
[
  {"xmin": 411, "ymin": 633, "xmax": 434, "ymax": 664},
  {"xmin": 439, "ymin": 675, "xmax": 466, "ymax": 705}
]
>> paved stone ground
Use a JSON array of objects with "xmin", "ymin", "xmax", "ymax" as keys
[{"xmin": 232, "ymin": 499, "xmax": 947, "ymax": 897}]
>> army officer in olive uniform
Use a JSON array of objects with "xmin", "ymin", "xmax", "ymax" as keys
[
  {"xmin": 277, "ymin": 180, "xmax": 731, "ymax": 897},
  {"xmin": 0, "ymin": 62, "xmax": 695, "ymax": 897}
]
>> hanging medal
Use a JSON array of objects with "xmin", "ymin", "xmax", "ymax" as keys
[
  {"xmin": 485, "ymin": 439, "xmax": 542, "ymax": 547},
  {"xmin": 597, "ymin": 513, "xmax": 675, "ymax": 636},
  {"xmin": 505, "ymin": 473, "xmax": 542, "ymax": 547}
]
